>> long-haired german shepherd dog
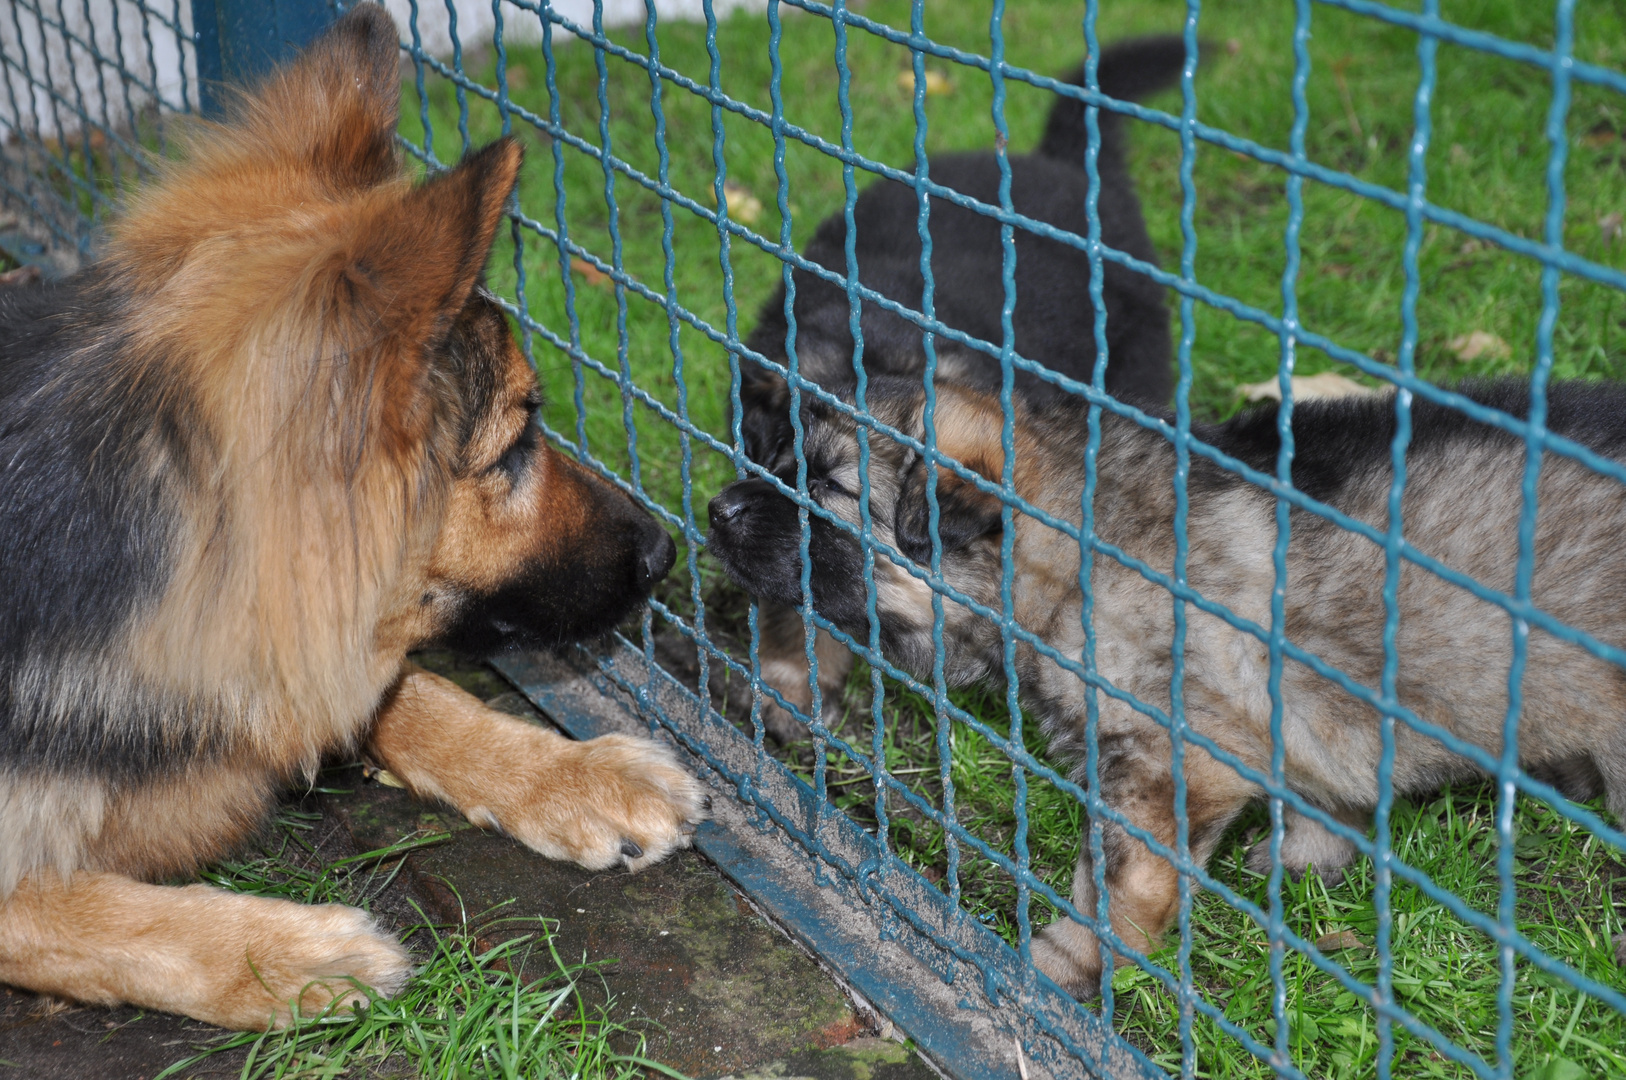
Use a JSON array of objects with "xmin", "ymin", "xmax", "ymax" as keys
[
  {"xmin": 707, "ymin": 375, "xmax": 1626, "ymax": 997},
  {"xmin": 0, "ymin": 7, "xmax": 707, "ymax": 1030},
  {"xmin": 739, "ymin": 37, "xmax": 1189, "ymax": 738}
]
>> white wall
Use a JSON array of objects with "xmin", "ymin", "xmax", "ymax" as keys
[
  {"xmin": 0, "ymin": 0, "xmax": 767, "ymax": 139},
  {"xmin": 384, "ymin": 0, "xmax": 768, "ymax": 57},
  {"xmin": 0, "ymin": 2, "xmax": 196, "ymax": 140}
]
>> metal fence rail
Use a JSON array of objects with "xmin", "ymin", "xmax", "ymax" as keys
[
  {"xmin": 0, "ymin": 1, "xmax": 192, "ymax": 263},
  {"xmin": 3, "ymin": 2, "xmax": 1624, "ymax": 1078}
]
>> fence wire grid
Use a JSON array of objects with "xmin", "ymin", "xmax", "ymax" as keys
[{"xmin": 3, "ymin": 1, "xmax": 1626, "ymax": 1078}]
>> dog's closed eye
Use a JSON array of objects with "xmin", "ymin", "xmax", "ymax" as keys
[
  {"xmin": 809, "ymin": 472, "xmax": 857, "ymax": 499},
  {"xmin": 489, "ymin": 394, "xmax": 543, "ymax": 481}
]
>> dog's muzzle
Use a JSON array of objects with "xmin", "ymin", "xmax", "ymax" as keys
[
  {"xmin": 636, "ymin": 514, "xmax": 678, "ymax": 591},
  {"xmin": 707, "ymin": 478, "xmax": 773, "ymax": 532}
]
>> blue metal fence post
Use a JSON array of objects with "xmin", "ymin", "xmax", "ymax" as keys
[{"xmin": 190, "ymin": 0, "xmax": 339, "ymax": 116}]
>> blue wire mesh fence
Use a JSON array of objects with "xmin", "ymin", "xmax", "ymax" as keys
[
  {"xmin": 0, "ymin": 1, "xmax": 193, "ymax": 264},
  {"xmin": 4, "ymin": 2, "xmax": 1626, "ymax": 1078}
]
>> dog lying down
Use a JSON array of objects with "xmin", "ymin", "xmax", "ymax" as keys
[
  {"xmin": 706, "ymin": 373, "xmax": 1626, "ymax": 996},
  {"xmin": 0, "ymin": 8, "xmax": 705, "ymax": 1030}
]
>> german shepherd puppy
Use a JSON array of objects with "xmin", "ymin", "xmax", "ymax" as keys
[
  {"xmin": 738, "ymin": 38, "xmax": 1189, "ymax": 738},
  {"xmin": 0, "ymin": 8, "xmax": 707, "ymax": 1030},
  {"xmin": 706, "ymin": 375, "xmax": 1626, "ymax": 997}
]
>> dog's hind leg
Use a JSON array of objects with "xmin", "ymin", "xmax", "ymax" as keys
[
  {"xmin": 367, "ymin": 666, "xmax": 710, "ymax": 871},
  {"xmin": 0, "ymin": 871, "xmax": 410, "ymax": 1030},
  {"xmin": 1245, "ymin": 802, "xmax": 1368, "ymax": 886},
  {"xmin": 1591, "ymin": 728, "xmax": 1626, "ymax": 826},
  {"xmin": 1033, "ymin": 740, "xmax": 1255, "ymax": 998},
  {"xmin": 755, "ymin": 601, "xmax": 854, "ymax": 743}
]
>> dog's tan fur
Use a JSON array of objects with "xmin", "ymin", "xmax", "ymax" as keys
[
  {"xmin": 371, "ymin": 668, "xmax": 703, "ymax": 870},
  {"xmin": 0, "ymin": 8, "xmax": 703, "ymax": 1030}
]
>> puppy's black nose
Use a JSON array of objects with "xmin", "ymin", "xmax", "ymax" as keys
[
  {"xmin": 709, "ymin": 482, "xmax": 762, "ymax": 527},
  {"xmin": 635, "ymin": 520, "xmax": 676, "ymax": 591}
]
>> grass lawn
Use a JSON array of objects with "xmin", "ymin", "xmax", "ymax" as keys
[{"xmin": 384, "ymin": 0, "xmax": 1626, "ymax": 1077}]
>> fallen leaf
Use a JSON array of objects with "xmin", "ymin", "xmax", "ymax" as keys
[
  {"xmin": 373, "ymin": 767, "xmax": 407, "ymax": 789},
  {"xmin": 571, "ymin": 257, "xmax": 611, "ymax": 287},
  {"xmin": 1447, "ymin": 329, "xmax": 1512, "ymax": 362},
  {"xmin": 896, "ymin": 67, "xmax": 952, "ymax": 96},
  {"xmin": 1600, "ymin": 212, "xmax": 1624, "ymax": 243},
  {"xmin": 1527, "ymin": 1057, "xmax": 1591, "ymax": 1080},
  {"xmin": 717, "ymin": 179, "xmax": 763, "ymax": 225},
  {"xmin": 1315, "ymin": 929, "xmax": 1367, "ymax": 952},
  {"xmin": 1321, "ymin": 263, "xmax": 1353, "ymax": 279},
  {"xmin": 1237, "ymin": 371, "xmax": 1376, "ymax": 403},
  {"xmin": 1581, "ymin": 128, "xmax": 1618, "ymax": 150},
  {"xmin": 1459, "ymin": 238, "xmax": 1485, "ymax": 255}
]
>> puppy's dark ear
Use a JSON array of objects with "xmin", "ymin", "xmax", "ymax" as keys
[
  {"xmin": 894, "ymin": 386, "xmax": 1009, "ymax": 565},
  {"xmin": 737, "ymin": 364, "xmax": 791, "ymax": 466},
  {"xmin": 895, "ymin": 461, "xmax": 1004, "ymax": 565}
]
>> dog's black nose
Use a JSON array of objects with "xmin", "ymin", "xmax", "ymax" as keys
[
  {"xmin": 635, "ymin": 520, "xmax": 676, "ymax": 591},
  {"xmin": 709, "ymin": 480, "xmax": 768, "ymax": 528}
]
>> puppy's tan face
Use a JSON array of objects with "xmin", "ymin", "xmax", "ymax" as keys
[{"xmin": 707, "ymin": 380, "xmax": 1006, "ymax": 672}]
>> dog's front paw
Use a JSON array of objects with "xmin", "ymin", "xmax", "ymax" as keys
[
  {"xmin": 1032, "ymin": 918, "xmax": 1108, "ymax": 1000},
  {"xmin": 474, "ymin": 732, "xmax": 711, "ymax": 871},
  {"xmin": 188, "ymin": 890, "xmax": 412, "ymax": 1030}
]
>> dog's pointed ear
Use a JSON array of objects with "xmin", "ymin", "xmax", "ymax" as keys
[
  {"xmin": 235, "ymin": 5, "xmax": 404, "ymax": 190},
  {"xmin": 895, "ymin": 463, "xmax": 1005, "ymax": 565},
  {"xmin": 738, "ymin": 363, "xmax": 792, "ymax": 466},
  {"xmin": 334, "ymin": 138, "xmax": 522, "ymax": 353},
  {"xmin": 894, "ymin": 389, "xmax": 1007, "ymax": 565}
]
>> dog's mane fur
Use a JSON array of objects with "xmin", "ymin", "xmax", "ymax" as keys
[{"xmin": 0, "ymin": 9, "xmax": 520, "ymax": 894}]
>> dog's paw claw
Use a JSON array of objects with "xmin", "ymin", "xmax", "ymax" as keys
[{"xmin": 501, "ymin": 732, "xmax": 709, "ymax": 871}]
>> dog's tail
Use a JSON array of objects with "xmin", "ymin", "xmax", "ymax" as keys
[{"xmin": 1037, "ymin": 35, "xmax": 1193, "ymax": 166}]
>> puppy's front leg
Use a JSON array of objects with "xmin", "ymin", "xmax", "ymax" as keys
[
  {"xmin": 757, "ymin": 600, "xmax": 854, "ymax": 743},
  {"xmin": 1033, "ymin": 744, "xmax": 1253, "ymax": 998},
  {"xmin": 368, "ymin": 665, "xmax": 709, "ymax": 870}
]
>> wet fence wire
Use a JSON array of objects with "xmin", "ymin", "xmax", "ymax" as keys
[{"xmin": 3, "ymin": 1, "xmax": 1625, "ymax": 1077}]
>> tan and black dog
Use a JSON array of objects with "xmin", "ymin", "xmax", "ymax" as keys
[
  {"xmin": 0, "ymin": 7, "xmax": 706, "ymax": 1030},
  {"xmin": 707, "ymin": 372, "xmax": 1626, "ymax": 997}
]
